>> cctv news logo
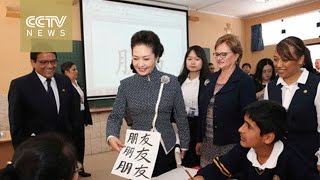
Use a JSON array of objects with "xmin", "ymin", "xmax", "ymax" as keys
[{"xmin": 25, "ymin": 16, "xmax": 67, "ymax": 37}]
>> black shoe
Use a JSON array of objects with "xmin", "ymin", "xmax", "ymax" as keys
[{"xmin": 78, "ymin": 170, "xmax": 91, "ymax": 177}]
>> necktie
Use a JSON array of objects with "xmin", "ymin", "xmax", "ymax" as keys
[{"xmin": 46, "ymin": 78, "xmax": 57, "ymax": 111}]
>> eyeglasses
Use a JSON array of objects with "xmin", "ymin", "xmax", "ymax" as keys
[
  {"xmin": 36, "ymin": 59, "xmax": 58, "ymax": 66},
  {"xmin": 213, "ymin": 52, "xmax": 233, "ymax": 59}
]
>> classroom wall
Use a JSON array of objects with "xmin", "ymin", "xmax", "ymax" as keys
[
  {"xmin": 2, "ymin": 2, "xmax": 318, "ymax": 93},
  {"xmin": 187, "ymin": 1, "xmax": 320, "ymax": 73},
  {"xmin": 1, "ymin": 2, "xmax": 319, "ymax": 125},
  {"xmin": 0, "ymin": 4, "xmax": 83, "ymax": 137},
  {"xmin": 242, "ymin": 1, "xmax": 320, "ymax": 72},
  {"xmin": 188, "ymin": 10, "xmax": 243, "ymax": 69},
  {"xmin": 0, "ymin": 4, "xmax": 82, "ymax": 94}
]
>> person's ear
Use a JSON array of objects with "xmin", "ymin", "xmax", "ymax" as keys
[
  {"xmin": 64, "ymin": 70, "xmax": 69, "ymax": 76},
  {"xmin": 234, "ymin": 54, "xmax": 240, "ymax": 63},
  {"xmin": 262, "ymin": 132, "xmax": 275, "ymax": 144},
  {"xmin": 30, "ymin": 60, "xmax": 36, "ymax": 68}
]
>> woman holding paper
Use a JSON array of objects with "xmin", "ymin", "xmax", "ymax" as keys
[{"xmin": 106, "ymin": 30, "xmax": 190, "ymax": 177}]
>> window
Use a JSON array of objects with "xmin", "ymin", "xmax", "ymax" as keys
[{"xmin": 262, "ymin": 10, "xmax": 320, "ymax": 46}]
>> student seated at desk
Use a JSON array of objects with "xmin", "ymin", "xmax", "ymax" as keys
[{"xmin": 192, "ymin": 100, "xmax": 320, "ymax": 180}]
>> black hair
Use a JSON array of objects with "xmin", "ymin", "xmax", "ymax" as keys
[
  {"xmin": 130, "ymin": 63, "xmax": 136, "ymax": 73},
  {"xmin": 242, "ymin": 63, "xmax": 251, "ymax": 69},
  {"xmin": 130, "ymin": 30, "xmax": 164, "ymax": 73},
  {"xmin": 178, "ymin": 45, "xmax": 210, "ymax": 80},
  {"xmin": 30, "ymin": 52, "xmax": 57, "ymax": 62},
  {"xmin": 61, "ymin": 61, "xmax": 75, "ymax": 74},
  {"xmin": 253, "ymin": 58, "xmax": 276, "ymax": 84},
  {"xmin": 131, "ymin": 30, "xmax": 164, "ymax": 58},
  {"xmin": 243, "ymin": 100, "xmax": 287, "ymax": 143},
  {"xmin": 0, "ymin": 133, "xmax": 77, "ymax": 180},
  {"xmin": 276, "ymin": 36, "xmax": 315, "ymax": 73}
]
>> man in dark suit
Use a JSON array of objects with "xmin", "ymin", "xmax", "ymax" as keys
[{"xmin": 8, "ymin": 52, "xmax": 76, "ymax": 149}]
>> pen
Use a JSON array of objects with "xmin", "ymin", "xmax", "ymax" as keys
[{"xmin": 182, "ymin": 166, "xmax": 194, "ymax": 180}]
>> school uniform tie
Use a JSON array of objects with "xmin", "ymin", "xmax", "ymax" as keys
[{"xmin": 46, "ymin": 78, "xmax": 57, "ymax": 111}]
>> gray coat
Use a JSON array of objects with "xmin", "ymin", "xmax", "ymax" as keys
[{"xmin": 106, "ymin": 68, "xmax": 190, "ymax": 153}]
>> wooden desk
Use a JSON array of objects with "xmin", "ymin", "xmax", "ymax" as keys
[{"xmin": 0, "ymin": 131, "xmax": 14, "ymax": 169}]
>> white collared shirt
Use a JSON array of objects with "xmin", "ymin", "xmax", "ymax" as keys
[
  {"xmin": 247, "ymin": 140, "xmax": 284, "ymax": 170},
  {"xmin": 264, "ymin": 68, "xmax": 320, "ymax": 163},
  {"xmin": 181, "ymin": 76, "xmax": 200, "ymax": 116},
  {"xmin": 36, "ymin": 72, "xmax": 60, "ymax": 112},
  {"xmin": 73, "ymin": 80, "xmax": 85, "ymax": 111}
]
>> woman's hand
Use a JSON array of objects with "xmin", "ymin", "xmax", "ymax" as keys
[
  {"xmin": 195, "ymin": 143, "xmax": 202, "ymax": 155},
  {"xmin": 108, "ymin": 137, "xmax": 125, "ymax": 153}
]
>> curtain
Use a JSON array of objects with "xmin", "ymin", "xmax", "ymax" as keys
[{"xmin": 251, "ymin": 24, "xmax": 264, "ymax": 52}]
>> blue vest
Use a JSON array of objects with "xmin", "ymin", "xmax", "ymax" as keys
[{"xmin": 267, "ymin": 73, "xmax": 320, "ymax": 164}]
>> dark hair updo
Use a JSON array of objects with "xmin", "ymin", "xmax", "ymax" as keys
[{"xmin": 131, "ymin": 30, "xmax": 164, "ymax": 58}]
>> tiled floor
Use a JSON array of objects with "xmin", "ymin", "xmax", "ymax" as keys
[{"xmin": 80, "ymin": 151, "xmax": 126, "ymax": 180}]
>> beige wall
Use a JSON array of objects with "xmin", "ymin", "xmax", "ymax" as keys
[
  {"xmin": 0, "ymin": 5, "xmax": 82, "ymax": 94},
  {"xmin": 0, "ymin": 17, "xmax": 29, "ymax": 94},
  {"xmin": 2, "ymin": 3, "xmax": 319, "ymax": 92},
  {"xmin": 0, "ymin": 4, "xmax": 83, "ymax": 138},
  {"xmin": 0, "ymin": 7, "xmax": 244, "ymax": 93},
  {"xmin": 188, "ymin": 10, "xmax": 243, "ymax": 67},
  {"xmin": 188, "ymin": 1, "xmax": 320, "ymax": 73}
]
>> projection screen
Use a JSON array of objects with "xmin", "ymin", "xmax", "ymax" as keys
[{"xmin": 81, "ymin": 0, "xmax": 188, "ymax": 98}]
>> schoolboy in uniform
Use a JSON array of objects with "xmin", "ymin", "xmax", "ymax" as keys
[{"xmin": 191, "ymin": 100, "xmax": 320, "ymax": 180}]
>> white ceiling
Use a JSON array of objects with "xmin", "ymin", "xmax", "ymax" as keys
[
  {"xmin": 123, "ymin": 0, "xmax": 318, "ymax": 18},
  {"xmin": 0, "ymin": 0, "xmax": 317, "ymax": 18}
]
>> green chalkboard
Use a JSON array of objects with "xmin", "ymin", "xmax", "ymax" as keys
[
  {"xmin": 56, "ymin": 41, "xmax": 115, "ymax": 108},
  {"xmin": 203, "ymin": 48, "xmax": 210, "ymax": 63}
]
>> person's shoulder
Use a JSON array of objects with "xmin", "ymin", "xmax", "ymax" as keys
[
  {"xmin": 54, "ymin": 73, "xmax": 73, "ymax": 85},
  {"xmin": 54, "ymin": 73, "xmax": 69, "ymax": 80},
  {"xmin": 238, "ymin": 69, "xmax": 253, "ymax": 80},
  {"xmin": 301, "ymin": 72, "xmax": 320, "ymax": 89},
  {"xmin": 212, "ymin": 71, "xmax": 220, "ymax": 75},
  {"xmin": 308, "ymin": 71, "xmax": 320, "ymax": 81},
  {"xmin": 228, "ymin": 66, "xmax": 249, "ymax": 81},
  {"xmin": 278, "ymin": 143, "xmax": 320, "ymax": 179},
  {"xmin": 11, "ymin": 72, "xmax": 33, "ymax": 84},
  {"xmin": 280, "ymin": 143, "xmax": 308, "ymax": 162},
  {"xmin": 120, "ymin": 74, "xmax": 136, "ymax": 84},
  {"xmin": 160, "ymin": 72, "xmax": 179, "ymax": 85},
  {"xmin": 234, "ymin": 67, "xmax": 254, "ymax": 84},
  {"xmin": 162, "ymin": 72, "xmax": 177, "ymax": 80}
]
